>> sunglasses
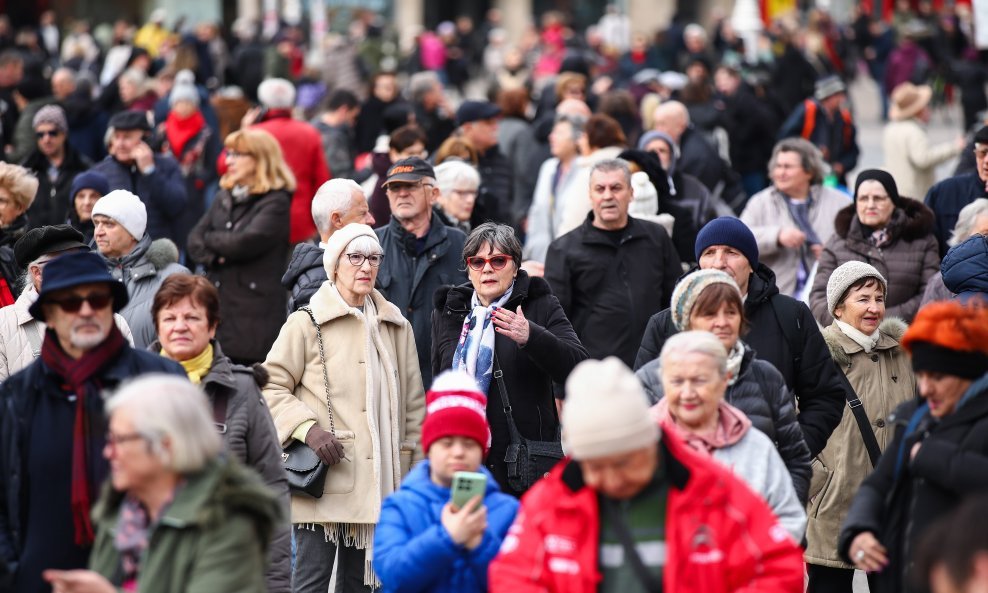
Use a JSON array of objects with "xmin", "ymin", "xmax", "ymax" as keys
[
  {"xmin": 47, "ymin": 292, "xmax": 113, "ymax": 313},
  {"xmin": 466, "ymin": 255, "xmax": 513, "ymax": 271},
  {"xmin": 35, "ymin": 130, "xmax": 62, "ymax": 139}
]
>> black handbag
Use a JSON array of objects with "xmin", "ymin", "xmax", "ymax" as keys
[
  {"xmin": 281, "ymin": 307, "xmax": 337, "ymax": 498},
  {"xmin": 494, "ymin": 352, "xmax": 565, "ymax": 493}
]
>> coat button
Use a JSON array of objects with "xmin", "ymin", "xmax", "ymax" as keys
[
  {"xmin": 226, "ymin": 221, "xmax": 233, "ymax": 229},
  {"xmin": 407, "ymin": 307, "xmax": 413, "ymax": 314},
  {"xmin": 876, "ymin": 419, "xmax": 886, "ymax": 428},
  {"xmin": 871, "ymin": 354, "xmax": 879, "ymax": 362},
  {"xmin": 249, "ymin": 282, "xmax": 257, "ymax": 290}
]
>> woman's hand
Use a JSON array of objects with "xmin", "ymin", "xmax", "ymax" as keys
[
  {"xmin": 304, "ymin": 426, "xmax": 347, "ymax": 466},
  {"xmin": 43, "ymin": 570, "xmax": 116, "ymax": 593},
  {"xmin": 493, "ymin": 306, "xmax": 530, "ymax": 346},
  {"xmin": 849, "ymin": 531, "xmax": 888, "ymax": 573}
]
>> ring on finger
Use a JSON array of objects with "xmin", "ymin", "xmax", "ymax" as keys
[{"xmin": 855, "ymin": 549, "xmax": 865, "ymax": 561}]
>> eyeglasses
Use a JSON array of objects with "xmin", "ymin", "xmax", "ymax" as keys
[
  {"xmin": 105, "ymin": 431, "xmax": 146, "ymax": 447},
  {"xmin": 47, "ymin": 291, "xmax": 113, "ymax": 313},
  {"xmin": 346, "ymin": 253, "xmax": 384, "ymax": 267},
  {"xmin": 226, "ymin": 149, "xmax": 253, "ymax": 159},
  {"xmin": 35, "ymin": 130, "xmax": 62, "ymax": 139},
  {"xmin": 466, "ymin": 255, "xmax": 513, "ymax": 271},
  {"xmin": 976, "ymin": 149, "xmax": 988, "ymax": 160},
  {"xmin": 385, "ymin": 180, "xmax": 433, "ymax": 194}
]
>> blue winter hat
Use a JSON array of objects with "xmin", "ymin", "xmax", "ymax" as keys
[
  {"xmin": 70, "ymin": 170, "xmax": 110, "ymax": 201},
  {"xmin": 694, "ymin": 217, "xmax": 759, "ymax": 268},
  {"xmin": 29, "ymin": 251, "xmax": 129, "ymax": 320}
]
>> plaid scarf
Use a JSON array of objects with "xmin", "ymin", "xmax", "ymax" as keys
[{"xmin": 40, "ymin": 325, "xmax": 127, "ymax": 547}]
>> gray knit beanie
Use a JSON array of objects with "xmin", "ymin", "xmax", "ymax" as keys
[
  {"xmin": 670, "ymin": 269, "xmax": 741, "ymax": 331},
  {"xmin": 33, "ymin": 104, "xmax": 68, "ymax": 132},
  {"xmin": 826, "ymin": 261, "xmax": 888, "ymax": 316}
]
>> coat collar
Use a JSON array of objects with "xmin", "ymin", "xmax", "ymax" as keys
[
  {"xmin": 435, "ymin": 270, "xmax": 550, "ymax": 314},
  {"xmin": 578, "ymin": 214, "xmax": 649, "ymax": 247},
  {"xmin": 834, "ymin": 197, "xmax": 935, "ymax": 243},
  {"xmin": 560, "ymin": 438, "xmax": 691, "ymax": 494},
  {"xmin": 307, "ymin": 282, "xmax": 406, "ymax": 326},
  {"xmin": 388, "ymin": 211, "xmax": 453, "ymax": 257}
]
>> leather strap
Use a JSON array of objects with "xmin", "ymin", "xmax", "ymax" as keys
[{"xmin": 837, "ymin": 370, "xmax": 881, "ymax": 467}]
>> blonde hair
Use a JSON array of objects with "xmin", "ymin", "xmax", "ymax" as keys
[
  {"xmin": 0, "ymin": 163, "xmax": 39, "ymax": 211},
  {"xmin": 220, "ymin": 129, "xmax": 297, "ymax": 194}
]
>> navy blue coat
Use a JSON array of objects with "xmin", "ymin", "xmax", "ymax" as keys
[
  {"xmin": 924, "ymin": 172, "xmax": 987, "ymax": 257},
  {"xmin": 90, "ymin": 154, "xmax": 189, "ymax": 244},
  {"xmin": 941, "ymin": 231, "xmax": 988, "ymax": 300},
  {"xmin": 281, "ymin": 241, "xmax": 325, "ymax": 313}
]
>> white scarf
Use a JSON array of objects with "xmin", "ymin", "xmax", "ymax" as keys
[
  {"xmin": 835, "ymin": 320, "xmax": 881, "ymax": 353},
  {"xmin": 451, "ymin": 284, "xmax": 514, "ymax": 394},
  {"xmin": 726, "ymin": 341, "xmax": 745, "ymax": 386}
]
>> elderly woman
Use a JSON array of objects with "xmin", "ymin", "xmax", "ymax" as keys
[
  {"xmin": 0, "ymin": 163, "xmax": 37, "ymax": 306},
  {"xmin": 432, "ymin": 160, "xmax": 479, "ymax": 234},
  {"xmin": 263, "ymin": 223, "xmax": 425, "ymax": 593},
  {"xmin": 922, "ymin": 198, "xmax": 988, "ymax": 305},
  {"xmin": 806, "ymin": 262, "xmax": 915, "ymax": 593},
  {"xmin": 740, "ymin": 137, "xmax": 851, "ymax": 297},
  {"xmin": 810, "ymin": 169, "xmax": 940, "ymax": 325},
  {"xmin": 151, "ymin": 273, "xmax": 290, "ymax": 593},
  {"xmin": 187, "ymin": 128, "xmax": 294, "ymax": 365},
  {"xmin": 636, "ymin": 269, "xmax": 811, "ymax": 503},
  {"xmin": 652, "ymin": 330, "xmax": 807, "ymax": 541},
  {"xmin": 432, "ymin": 222, "xmax": 589, "ymax": 496},
  {"xmin": 839, "ymin": 301, "xmax": 988, "ymax": 593},
  {"xmin": 66, "ymin": 170, "xmax": 109, "ymax": 243},
  {"xmin": 42, "ymin": 375, "xmax": 280, "ymax": 593}
]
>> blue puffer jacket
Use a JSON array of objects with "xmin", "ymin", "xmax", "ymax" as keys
[
  {"xmin": 373, "ymin": 461, "xmax": 519, "ymax": 593},
  {"xmin": 941, "ymin": 234, "xmax": 988, "ymax": 300}
]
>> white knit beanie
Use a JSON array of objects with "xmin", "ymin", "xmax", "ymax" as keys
[
  {"xmin": 826, "ymin": 261, "xmax": 888, "ymax": 316},
  {"xmin": 323, "ymin": 223, "xmax": 380, "ymax": 279},
  {"xmin": 670, "ymin": 269, "xmax": 740, "ymax": 331},
  {"xmin": 562, "ymin": 357, "xmax": 660, "ymax": 460},
  {"xmin": 91, "ymin": 190, "xmax": 147, "ymax": 240}
]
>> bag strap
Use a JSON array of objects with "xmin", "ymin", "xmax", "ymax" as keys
[
  {"xmin": 492, "ymin": 350, "xmax": 524, "ymax": 444},
  {"xmin": 299, "ymin": 306, "xmax": 336, "ymax": 435},
  {"xmin": 601, "ymin": 498, "xmax": 663, "ymax": 593},
  {"xmin": 836, "ymin": 369, "xmax": 881, "ymax": 467}
]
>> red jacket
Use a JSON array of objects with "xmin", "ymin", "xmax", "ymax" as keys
[
  {"xmin": 488, "ymin": 427, "xmax": 804, "ymax": 593},
  {"xmin": 253, "ymin": 110, "xmax": 331, "ymax": 243}
]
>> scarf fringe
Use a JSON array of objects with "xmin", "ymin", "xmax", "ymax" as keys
[{"xmin": 297, "ymin": 522, "xmax": 381, "ymax": 588}]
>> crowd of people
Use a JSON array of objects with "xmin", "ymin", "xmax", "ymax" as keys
[{"xmin": 0, "ymin": 3, "xmax": 987, "ymax": 593}]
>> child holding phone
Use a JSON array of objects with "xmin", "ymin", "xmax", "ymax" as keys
[{"xmin": 373, "ymin": 371, "xmax": 520, "ymax": 593}]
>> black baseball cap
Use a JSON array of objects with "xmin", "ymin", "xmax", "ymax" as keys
[
  {"xmin": 455, "ymin": 101, "xmax": 501, "ymax": 126},
  {"xmin": 383, "ymin": 157, "xmax": 436, "ymax": 186}
]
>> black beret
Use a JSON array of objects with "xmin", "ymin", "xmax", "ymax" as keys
[
  {"xmin": 975, "ymin": 126, "xmax": 988, "ymax": 145},
  {"xmin": 14, "ymin": 225, "xmax": 89, "ymax": 269},
  {"xmin": 108, "ymin": 110, "xmax": 153, "ymax": 132}
]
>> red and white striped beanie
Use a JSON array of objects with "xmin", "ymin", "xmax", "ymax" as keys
[{"xmin": 422, "ymin": 370, "xmax": 491, "ymax": 456}]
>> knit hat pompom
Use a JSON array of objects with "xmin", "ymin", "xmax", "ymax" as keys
[
  {"xmin": 670, "ymin": 269, "xmax": 740, "ymax": 331},
  {"xmin": 421, "ymin": 370, "xmax": 491, "ymax": 456},
  {"xmin": 902, "ymin": 301, "xmax": 988, "ymax": 379},
  {"xmin": 826, "ymin": 261, "xmax": 887, "ymax": 317}
]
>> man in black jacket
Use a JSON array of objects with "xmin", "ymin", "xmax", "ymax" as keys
[
  {"xmin": 456, "ymin": 100, "xmax": 514, "ymax": 227},
  {"xmin": 925, "ymin": 125, "xmax": 988, "ymax": 256},
  {"xmin": 545, "ymin": 159, "xmax": 681, "ymax": 368},
  {"xmin": 634, "ymin": 217, "xmax": 846, "ymax": 457},
  {"xmin": 374, "ymin": 157, "xmax": 468, "ymax": 385},
  {"xmin": 20, "ymin": 105, "xmax": 91, "ymax": 228}
]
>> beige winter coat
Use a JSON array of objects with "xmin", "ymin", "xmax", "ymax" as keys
[
  {"xmin": 262, "ymin": 283, "xmax": 425, "ymax": 525},
  {"xmin": 805, "ymin": 319, "xmax": 915, "ymax": 568},
  {"xmin": 740, "ymin": 185, "xmax": 851, "ymax": 297},
  {"xmin": 882, "ymin": 118, "xmax": 962, "ymax": 199}
]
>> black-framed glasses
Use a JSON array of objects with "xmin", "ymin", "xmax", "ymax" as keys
[
  {"xmin": 105, "ymin": 431, "xmax": 146, "ymax": 447},
  {"xmin": 466, "ymin": 255, "xmax": 513, "ymax": 271},
  {"xmin": 47, "ymin": 291, "xmax": 113, "ymax": 313},
  {"xmin": 346, "ymin": 253, "xmax": 384, "ymax": 267},
  {"xmin": 35, "ymin": 130, "xmax": 62, "ymax": 139}
]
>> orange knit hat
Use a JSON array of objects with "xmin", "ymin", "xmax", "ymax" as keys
[{"xmin": 901, "ymin": 301, "xmax": 988, "ymax": 379}]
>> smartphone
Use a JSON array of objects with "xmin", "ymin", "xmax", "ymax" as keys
[{"xmin": 450, "ymin": 471, "xmax": 487, "ymax": 509}]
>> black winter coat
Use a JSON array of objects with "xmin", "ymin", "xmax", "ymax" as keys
[
  {"xmin": 0, "ymin": 346, "xmax": 184, "ymax": 593},
  {"xmin": 472, "ymin": 145, "xmax": 514, "ymax": 228},
  {"xmin": 375, "ymin": 213, "xmax": 468, "ymax": 386},
  {"xmin": 923, "ymin": 172, "xmax": 988, "ymax": 257},
  {"xmin": 839, "ymin": 374, "xmax": 988, "ymax": 593},
  {"xmin": 90, "ymin": 154, "xmax": 188, "ymax": 244},
  {"xmin": 20, "ymin": 146, "xmax": 91, "ymax": 229},
  {"xmin": 635, "ymin": 263, "xmax": 847, "ymax": 458},
  {"xmin": 187, "ymin": 188, "xmax": 291, "ymax": 364},
  {"xmin": 431, "ymin": 271, "xmax": 589, "ymax": 495},
  {"xmin": 280, "ymin": 241, "xmax": 326, "ymax": 313},
  {"xmin": 545, "ymin": 214, "xmax": 681, "ymax": 368},
  {"xmin": 636, "ymin": 343, "xmax": 812, "ymax": 504}
]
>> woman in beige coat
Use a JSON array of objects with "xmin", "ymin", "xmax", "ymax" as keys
[
  {"xmin": 263, "ymin": 223, "xmax": 425, "ymax": 593},
  {"xmin": 805, "ymin": 261, "xmax": 915, "ymax": 593}
]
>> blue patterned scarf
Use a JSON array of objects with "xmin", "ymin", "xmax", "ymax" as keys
[{"xmin": 451, "ymin": 285, "xmax": 514, "ymax": 394}]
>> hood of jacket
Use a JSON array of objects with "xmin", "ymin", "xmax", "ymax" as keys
[
  {"xmin": 942, "ymin": 234, "xmax": 988, "ymax": 296},
  {"xmin": 745, "ymin": 262, "xmax": 782, "ymax": 306},
  {"xmin": 822, "ymin": 317, "xmax": 908, "ymax": 367},
  {"xmin": 833, "ymin": 197, "xmax": 935, "ymax": 243},
  {"xmin": 281, "ymin": 241, "xmax": 324, "ymax": 290}
]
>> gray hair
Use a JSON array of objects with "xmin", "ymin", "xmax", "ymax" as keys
[
  {"xmin": 409, "ymin": 71, "xmax": 441, "ymax": 103},
  {"xmin": 462, "ymin": 222, "xmax": 522, "ymax": 269},
  {"xmin": 119, "ymin": 67, "xmax": 148, "ymax": 94},
  {"xmin": 106, "ymin": 375, "xmax": 222, "ymax": 474},
  {"xmin": 769, "ymin": 137, "xmax": 828, "ymax": 185},
  {"xmin": 949, "ymin": 198, "xmax": 988, "ymax": 247},
  {"xmin": 312, "ymin": 178, "xmax": 362, "ymax": 235},
  {"xmin": 257, "ymin": 77, "xmax": 296, "ymax": 109},
  {"xmin": 657, "ymin": 330, "xmax": 728, "ymax": 377},
  {"xmin": 589, "ymin": 158, "xmax": 632, "ymax": 186},
  {"xmin": 344, "ymin": 235, "xmax": 384, "ymax": 257},
  {"xmin": 434, "ymin": 161, "xmax": 480, "ymax": 195},
  {"xmin": 554, "ymin": 113, "xmax": 588, "ymax": 142}
]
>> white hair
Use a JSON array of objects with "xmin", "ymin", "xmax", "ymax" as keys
[
  {"xmin": 657, "ymin": 330, "xmax": 728, "ymax": 376},
  {"xmin": 257, "ymin": 78, "xmax": 296, "ymax": 109},
  {"xmin": 950, "ymin": 198, "xmax": 988, "ymax": 247},
  {"xmin": 312, "ymin": 178, "xmax": 362, "ymax": 234},
  {"xmin": 344, "ymin": 234, "xmax": 384, "ymax": 257},
  {"xmin": 106, "ymin": 375, "xmax": 222, "ymax": 473},
  {"xmin": 434, "ymin": 161, "xmax": 480, "ymax": 195}
]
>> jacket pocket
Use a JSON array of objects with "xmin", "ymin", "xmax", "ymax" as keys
[
  {"xmin": 323, "ymin": 430, "xmax": 356, "ymax": 495},
  {"xmin": 808, "ymin": 458, "xmax": 834, "ymax": 518},
  {"xmin": 399, "ymin": 440, "xmax": 416, "ymax": 477}
]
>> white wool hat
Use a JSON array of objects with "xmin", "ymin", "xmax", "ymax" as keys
[
  {"xmin": 323, "ymin": 223, "xmax": 380, "ymax": 279},
  {"xmin": 91, "ymin": 190, "xmax": 147, "ymax": 240},
  {"xmin": 562, "ymin": 357, "xmax": 660, "ymax": 460},
  {"xmin": 826, "ymin": 261, "xmax": 887, "ymax": 316}
]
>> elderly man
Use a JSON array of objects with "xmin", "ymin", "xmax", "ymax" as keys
[
  {"xmin": 489, "ymin": 357, "xmax": 805, "ymax": 593},
  {"xmin": 0, "ymin": 225, "xmax": 133, "ymax": 380},
  {"xmin": 92, "ymin": 190, "xmax": 187, "ymax": 349},
  {"xmin": 635, "ymin": 216, "xmax": 847, "ymax": 459},
  {"xmin": 0, "ymin": 251, "xmax": 184, "ymax": 593},
  {"xmin": 545, "ymin": 159, "xmax": 680, "ymax": 367},
  {"xmin": 281, "ymin": 178, "xmax": 375, "ymax": 312},
  {"xmin": 247, "ymin": 78, "xmax": 330, "ymax": 244},
  {"xmin": 20, "ymin": 105, "xmax": 91, "ymax": 228},
  {"xmin": 925, "ymin": 125, "xmax": 988, "ymax": 256},
  {"xmin": 90, "ymin": 110, "xmax": 188, "ymax": 243},
  {"xmin": 375, "ymin": 157, "xmax": 467, "ymax": 385},
  {"xmin": 456, "ymin": 100, "xmax": 513, "ymax": 227}
]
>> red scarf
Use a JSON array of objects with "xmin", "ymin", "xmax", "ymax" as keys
[
  {"xmin": 40, "ymin": 324, "xmax": 127, "ymax": 547},
  {"xmin": 164, "ymin": 110, "xmax": 206, "ymax": 159}
]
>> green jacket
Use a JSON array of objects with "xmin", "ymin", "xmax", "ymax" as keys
[{"xmin": 89, "ymin": 456, "xmax": 281, "ymax": 593}]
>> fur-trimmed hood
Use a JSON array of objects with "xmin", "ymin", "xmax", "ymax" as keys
[
  {"xmin": 834, "ymin": 197, "xmax": 935, "ymax": 243},
  {"xmin": 823, "ymin": 317, "xmax": 908, "ymax": 367}
]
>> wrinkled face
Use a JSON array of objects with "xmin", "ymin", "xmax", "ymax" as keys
[
  {"xmin": 661, "ymin": 351, "xmax": 728, "ymax": 432},
  {"xmin": 156, "ymin": 296, "xmax": 216, "ymax": 362},
  {"xmin": 105, "ymin": 406, "xmax": 165, "ymax": 492},
  {"xmin": 580, "ymin": 446, "xmax": 658, "ymax": 500},
  {"xmin": 42, "ymin": 282, "xmax": 115, "ymax": 356},
  {"xmin": 340, "ymin": 191, "xmax": 375, "ymax": 227},
  {"xmin": 856, "ymin": 180, "xmax": 896, "ymax": 229},
  {"xmin": 917, "ymin": 371, "xmax": 973, "ymax": 418},
  {"xmin": 385, "ymin": 178, "xmax": 434, "ymax": 223},
  {"xmin": 549, "ymin": 120, "xmax": 578, "ymax": 159},
  {"xmin": 975, "ymin": 144, "xmax": 988, "ymax": 183},
  {"xmin": 223, "ymin": 148, "xmax": 257, "ymax": 186},
  {"xmin": 437, "ymin": 183, "xmax": 477, "ymax": 223},
  {"xmin": 35, "ymin": 124, "xmax": 65, "ymax": 158},
  {"xmin": 108, "ymin": 129, "xmax": 146, "ymax": 164},
  {"xmin": 698, "ymin": 245, "xmax": 753, "ymax": 295},
  {"xmin": 644, "ymin": 138, "xmax": 673, "ymax": 170},
  {"xmin": 466, "ymin": 242, "xmax": 516, "ymax": 306},
  {"xmin": 428, "ymin": 436, "xmax": 483, "ymax": 488},
  {"xmin": 589, "ymin": 168, "xmax": 631, "ymax": 230},
  {"xmin": 834, "ymin": 280, "xmax": 885, "ymax": 335},
  {"xmin": 463, "ymin": 118, "xmax": 499, "ymax": 152},
  {"xmin": 74, "ymin": 189, "xmax": 102, "ymax": 223},
  {"xmin": 0, "ymin": 186, "xmax": 26, "ymax": 226},
  {"xmin": 689, "ymin": 300, "xmax": 742, "ymax": 352},
  {"xmin": 93, "ymin": 214, "xmax": 138, "ymax": 259},
  {"xmin": 771, "ymin": 150, "xmax": 813, "ymax": 196},
  {"xmin": 334, "ymin": 248, "xmax": 382, "ymax": 304}
]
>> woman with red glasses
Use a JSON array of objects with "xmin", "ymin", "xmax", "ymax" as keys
[{"xmin": 431, "ymin": 222, "xmax": 589, "ymax": 496}]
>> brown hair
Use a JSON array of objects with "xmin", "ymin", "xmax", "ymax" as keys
[
  {"xmin": 434, "ymin": 136, "xmax": 479, "ymax": 166},
  {"xmin": 554, "ymin": 72, "xmax": 587, "ymax": 104},
  {"xmin": 835, "ymin": 277, "xmax": 884, "ymax": 312},
  {"xmin": 585, "ymin": 113, "xmax": 627, "ymax": 151},
  {"xmin": 153, "ymin": 273, "xmax": 221, "ymax": 331},
  {"xmin": 688, "ymin": 283, "xmax": 749, "ymax": 335},
  {"xmin": 389, "ymin": 124, "xmax": 427, "ymax": 152},
  {"xmin": 221, "ymin": 129, "xmax": 297, "ymax": 193},
  {"xmin": 497, "ymin": 87, "xmax": 529, "ymax": 119}
]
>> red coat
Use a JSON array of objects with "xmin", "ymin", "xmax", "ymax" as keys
[
  {"xmin": 488, "ymin": 426, "xmax": 804, "ymax": 593},
  {"xmin": 253, "ymin": 111, "xmax": 331, "ymax": 243}
]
